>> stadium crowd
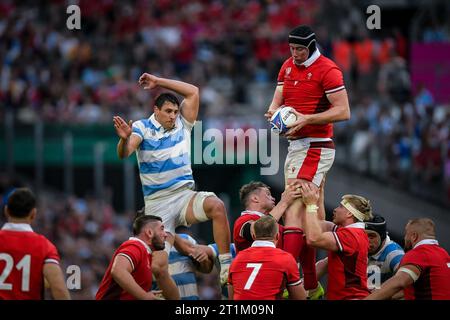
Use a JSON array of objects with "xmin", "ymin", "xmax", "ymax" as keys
[
  {"xmin": 1, "ymin": 0, "xmax": 449, "ymax": 205},
  {"xmin": 1, "ymin": 0, "xmax": 449, "ymax": 300}
]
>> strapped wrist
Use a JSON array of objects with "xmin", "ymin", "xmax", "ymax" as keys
[{"xmin": 306, "ymin": 204, "xmax": 318, "ymax": 213}]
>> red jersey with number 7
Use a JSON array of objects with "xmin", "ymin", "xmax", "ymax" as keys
[
  {"xmin": 228, "ymin": 241, "xmax": 302, "ymax": 300},
  {"xmin": 399, "ymin": 240, "xmax": 450, "ymax": 300},
  {"xmin": 0, "ymin": 223, "xmax": 60, "ymax": 300}
]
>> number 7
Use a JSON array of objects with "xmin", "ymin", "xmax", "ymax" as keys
[{"xmin": 244, "ymin": 263, "xmax": 262, "ymax": 290}]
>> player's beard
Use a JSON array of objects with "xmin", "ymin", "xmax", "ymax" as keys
[
  {"xmin": 152, "ymin": 236, "xmax": 166, "ymax": 251},
  {"xmin": 404, "ymin": 238, "xmax": 413, "ymax": 252}
]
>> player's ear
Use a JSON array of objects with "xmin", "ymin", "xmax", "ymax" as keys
[
  {"xmin": 29, "ymin": 208, "xmax": 37, "ymax": 221},
  {"xmin": 4, "ymin": 206, "xmax": 10, "ymax": 219}
]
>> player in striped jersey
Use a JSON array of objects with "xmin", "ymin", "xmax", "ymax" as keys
[
  {"xmin": 113, "ymin": 73, "xmax": 231, "ymax": 298},
  {"xmin": 365, "ymin": 215, "xmax": 404, "ymax": 292}
]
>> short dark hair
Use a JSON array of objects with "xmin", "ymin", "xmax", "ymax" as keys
[
  {"xmin": 6, "ymin": 188, "xmax": 36, "ymax": 218},
  {"xmin": 132, "ymin": 213, "xmax": 162, "ymax": 236},
  {"xmin": 239, "ymin": 181, "xmax": 270, "ymax": 208},
  {"xmin": 253, "ymin": 215, "xmax": 278, "ymax": 239},
  {"xmin": 155, "ymin": 93, "xmax": 180, "ymax": 109}
]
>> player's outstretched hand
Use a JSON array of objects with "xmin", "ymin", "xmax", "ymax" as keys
[
  {"xmin": 189, "ymin": 247, "xmax": 209, "ymax": 263},
  {"xmin": 285, "ymin": 109, "xmax": 310, "ymax": 139},
  {"xmin": 280, "ymin": 184, "xmax": 303, "ymax": 206},
  {"xmin": 113, "ymin": 116, "xmax": 132, "ymax": 139},
  {"xmin": 138, "ymin": 73, "xmax": 158, "ymax": 90},
  {"xmin": 301, "ymin": 182, "xmax": 319, "ymax": 206}
]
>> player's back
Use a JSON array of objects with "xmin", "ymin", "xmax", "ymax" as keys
[
  {"xmin": 0, "ymin": 224, "xmax": 60, "ymax": 300},
  {"xmin": 229, "ymin": 246, "xmax": 300, "ymax": 300},
  {"xmin": 233, "ymin": 212, "xmax": 262, "ymax": 253}
]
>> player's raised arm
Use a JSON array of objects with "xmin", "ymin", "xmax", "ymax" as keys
[
  {"xmin": 43, "ymin": 263, "xmax": 71, "ymax": 300},
  {"xmin": 301, "ymin": 183, "xmax": 339, "ymax": 251},
  {"xmin": 139, "ymin": 73, "xmax": 199, "ymax": 124},
  {"xmin": 114, "ymin": 116, "xmax": 141, "ymax": 159}
]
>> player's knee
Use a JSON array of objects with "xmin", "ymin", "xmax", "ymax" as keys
[{"xmin": 204, "ymin": 197, "xmax": 226, "ymax": 219}]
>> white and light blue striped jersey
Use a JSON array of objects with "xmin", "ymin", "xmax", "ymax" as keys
[
  {"xmin": 208, "ymin": 243, "xmax": 236, "ymax": 299},
  {"xmin": 367, "ymin": 236, "xmax": 404, "ymax": 289},
  {"xmin": 169, "ymin": 233, "xmax": 199, "ymax": 300},
  {"xmin": 131, "ymin": 114, "xmax": 195, "ymax": 200}
]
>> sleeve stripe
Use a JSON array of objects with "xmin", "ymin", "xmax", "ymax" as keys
[
  {"xmin": 277, "ymin": 82, "xmax": 284, "ymax": 85},
  {"xmin": 332, "ymin": 232, "xmax": 343, "ymax": 252},
  {"xmin": 325, "ymin": 85, "xmax": 345, "ymax": 94},
  {"xmin": 131, "ymin": 132, "xmax": 143, "ymax": 141},
  {"xmin": 239, "ymin": 221, "xmax": 252, "ymax": 237},
  {"xmin": 44, "ymin": 259, "xmax": 60, "ymax": 265},
  {"xmin": 287, "ymin": 279, "xmax": 303, "ymax": 286},
  {"xmin": 117, "ymin": 253, "xmax": 135, "ymax": 271}
]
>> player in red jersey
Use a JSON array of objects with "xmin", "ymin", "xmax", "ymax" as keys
[
  {"xmin": 233, "ymin": 181, "xmax": 301, "ymax": 254},
  {"xmin": 96, "ymin": 214, "xmax": 167, "ymax": 300},
  {"xmin": 264, "ymin": 25, "xmax": 350, "ymax": 292},
  {"xmin": 366, "ymin": 218, "xmax": 450, "ymax": 300},
  {"xmin": 301, "ymin": 182, "xmax": 373, "ymax": 299},
  {"xmin": 228, "ymin": 215, "xmax": 306, "ymax": 300},
  {"xmin": 0, "ymin": 188, "xmax": 70, "ymax": 300}
]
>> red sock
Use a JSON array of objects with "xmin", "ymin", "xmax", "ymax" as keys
[
  {"xmin": 282, "ymin": 227, "xmax": 304, "ymax": 262},
  {"xmin": 300, "ymin": 239, "xmax": 318, "ymax": 290}
]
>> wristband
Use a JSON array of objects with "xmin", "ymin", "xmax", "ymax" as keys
[{"xmin": 306, "ymin": 204, "xmax": 318, "ymax": 213}]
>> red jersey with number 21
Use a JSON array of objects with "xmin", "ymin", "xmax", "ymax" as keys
[{"xmin": 0, "ymin": 223, "xmax": 60, "ymax": 300}]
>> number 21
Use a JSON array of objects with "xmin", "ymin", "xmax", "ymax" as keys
[{"xmin": 0, "ymin": 253, "xmax": 31, "ymax": 292}]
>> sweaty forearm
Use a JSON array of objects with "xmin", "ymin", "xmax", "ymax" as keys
[
  {"xmin": 112, "ymin": 269, "xmax": 149, "ymax": 300},
  {"xmin": 365, "ymin": 277, "xmax": 406, "ymax": 300},
  {"xmin": 155, "ymin": 77, "xmax": 198, "ymax": 98},
  {"xmin": 304, "ymin": 211, "xmax": 325, "ymax": 244},
  {"xmin": 307, "ymin": 105, "xmax": 349, "ymax": 125},
  {"xmin": 268, "ymin": 200, "xmax": 290, "ymax": 222},
  {"xmin": 117, "ymin": 138, "xmax": 129, "ymax": 159}
]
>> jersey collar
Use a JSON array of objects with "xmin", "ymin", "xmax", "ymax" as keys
[
  {"xmin": 251, "ymin": 240, "xmax": 276, "ymax": 248},
  {"xmin": 149, "ymin": 114, "xmax": 179, "ymax": 133},
  {"xmin": 241, "ymin": 210, "xmax": 265, "ymax": 217},
  {"xmin": 346, "ymin": 222, "xmax": 365, "ymax": 229},
  {"xmin": 129, "ymin": 237, "xmax": 152, "ymax": 254},
  {"xmin": 1, "ymin": 222, "xmax": 33, "ymax": 232},
  {"xmin": 298, "ymin": 48, "xmax": 321, "ymax": 68},
  {"xmin": 413, "ymin": 239, "xmax": 439, "ymax": 249}
]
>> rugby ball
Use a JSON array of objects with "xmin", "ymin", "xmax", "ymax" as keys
[{"xmin": 270, "ymin": 106, "xmax": 297, "ymax": 135}]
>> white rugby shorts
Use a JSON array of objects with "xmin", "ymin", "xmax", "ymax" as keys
[
  {"xmin": 284, "ymin": 138, "xmax": 335, "ymax": 187},
  {"xmin": 144, "ymin": 188, "xmax": 216, "ymax": 235}
]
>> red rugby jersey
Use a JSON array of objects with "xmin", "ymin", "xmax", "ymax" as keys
[
  {"xmin": 0, "ymin": 223, "xmax": 60, "ymax": 300},
  {"xmin": 327, "ymin": 223, "xmax": 371, "ymax": 300},
  {"xmin": 233, "ymin": 211, "xmax": 283, "ymax": 253},
  {"xmin": 277, "ymin": 50, "xmax": 345, "ymax": 139},
  {"xmin": 228, "ymin": 241, "xmax": 302, "ymax": 300},
  {"xmin": 96, "ymin": 237, "xmax": 153, "ymax": 300},
  {"xmin": 400, "ymin": 239, "xmax": 450, "ymax": 300}
]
